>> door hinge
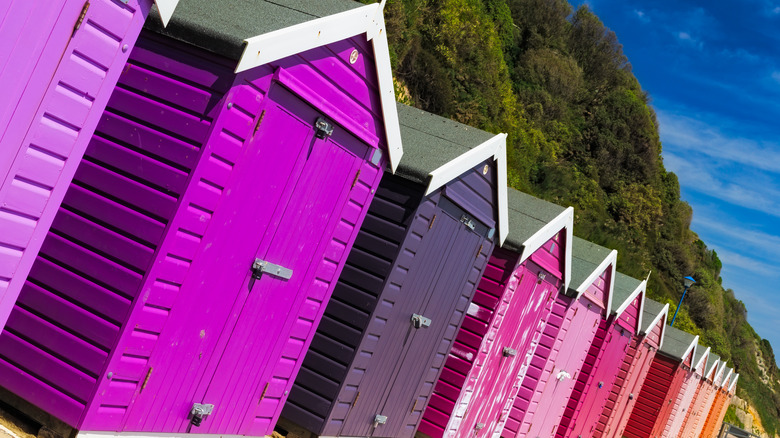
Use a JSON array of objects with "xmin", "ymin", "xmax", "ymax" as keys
[
  {"xmin": 141, "ymin": 367, "xmax": 153, "ymax": 392},
  {"xmin": 253, "ymin": 110, "xmax": 266, "ymax": 137},
  {"xmin": 251, "ymin": 258, "xmax": 293, "ymax": 280},
  {"xmin": 259, "ymin": 382, "xmax": 269, "ymax": 403},
  {"xmin": 429, "ymin": 214, "xmax": 436, "ymax": 229},
  {"xmin": 502, "ymin": 347, "xmax": 517, "ymax": 357},
  {"xmin": 411, "ymin": 313, "xmax": 431, "ymax": 329},
  {"xmin": 373, "ymin": 414, "xmax": 387, "ymax": 428},
  {"xmin": 460, "ymin": 214, "xmax": 476, "ymax": 231},
  {"xmin": 73, "ymin": 1, "xmax": 90, "ymax": 33},
  {"xmin": 410, "ymin": 398, "xmax": 418, "ymax": 414},
  {"xmin": 315, "ymin": 117, "xmax": 333, "ymax": 139},
  {"xmin": 475, "ymin": 244, "xmax": 483, "ymax": 259},
  {"xmin": 352, "ymin": 391, "xmax": 360, "ymax": 407}
]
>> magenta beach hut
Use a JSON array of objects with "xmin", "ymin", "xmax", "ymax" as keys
[
  {"xmin": 417, "ymin": 190, "xmax": 574, "ymax": 438},
  {"xmin": 500, "ymin": 237, "xmax": 616, "ymax": 438},
  {"xmin": 554, "ymin": 271, "xmax": 647, "ymax": 438},
  {"xmin": 0, "ymin": 1, "xmax": 402, "ymax": 437},
  {"xmin": 593, "ymin": 298, "xmax": 669, "ymax": 438},
  {"xmin": 0, "ymin": 0, "xmax": 178, "ymax": 332},
  {"xmin": 281, "ymin": 103, "xmax": 508, "ymax": 438}
]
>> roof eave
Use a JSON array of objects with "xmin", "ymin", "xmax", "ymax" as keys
[
  {"xmin": 154, "ymin": 0, "xmax": 180, "ymax": 26},
  {"xmin": 641, "ymin": 302, "xmax": 669, "ymax": 339},
  {"xmin": 425, "ymin": 133, "xmax": 509, "ymax": 245},
  {"xmin": 574, "ymin": 249, "xmax": 617, "ymax": 305},
  {"xmin": 235, "ymin": 2, "xmax": 403, "ymax": 172},
  {"xmin": 695, "ymin": 347, "xmax": 712, "ymax": 372},
  {"xmin": 613, "ymin": 275, "xmax": 647, "ymax": 319}
]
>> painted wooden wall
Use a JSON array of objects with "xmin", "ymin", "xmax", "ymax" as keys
[
  {"xmin": 503, "ymin": 268, "xmax": 609, "ymax": 438},
  {"xmin": 680, "ymin": 361, "xmax": 720, "ymax": 438},
  {"xmin": 283, "ymin": 159, "xmax": 497, "ymax": 438},
  {"xmin": 677, "ymin": 376, "xmax": 706, "ymax": 438},
  {"xmin": 663, "ymin": 367, "xmax": 702, "ymax": 437},
  {"xmin": 623, "ymin": 352, "xmax": 689, "ymax": 438},
  {"xmin": 0, "ymin": 0, "xmax": 152, "ymax": 333},
  {"xmin": 561, "ymin": 293, "xmax": 639, "ymax": 438},
  {"xmin": 417, "ymin": 248, "xmax": 518, "ymax": 438},
  {"xmin": 0, "ymin": 31, "xmax": 230, "ymax": 428},
  {"xmin": 700, "ymin": 383, "xmax": 730, "ymax": 438},
  {"xmin": 593, "ymin": 312, "xmax": 664, "ymax": 438},
  {"xmin": 0, "ymin": 24, "xmax": 389, "ymax": 437}
]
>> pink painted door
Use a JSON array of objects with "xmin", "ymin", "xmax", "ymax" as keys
[
  {"xmin": 566, "ymin": 322, "xmax": 632, "ymax": 437},
  {"xmin": 518, "ymin": 299, "xmax": 602, "ymax": 438},
  {"xmin": 122, "ymin": 83, "xmax": 376, "ymax": 435},
  {"xmin": 461, "ymin": 261, "xmax": 560, "ymax": 437}
]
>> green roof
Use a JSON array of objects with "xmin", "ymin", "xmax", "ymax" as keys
[
  {"xmin": 611, "ymin": 271, "xmax": 642, "ymax": 314},
  {"xmin": 146, "ymin": 0, "xmax": 363, "ymax": 59},
  {"xmin": 395, "ymin": 103, "xmax": 497, "ymax": 184},
  {"xmin": 503, "ymin": 189, "xmax": 567, "ymax": 253},
  {"xmin": 568, "ymin": 237, "xmax": 612, "ymax": 293},
  {"xmin": 660, "ymin": 325, "xmax": 697, "ymax": 361}
]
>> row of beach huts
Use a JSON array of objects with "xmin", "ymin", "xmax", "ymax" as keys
[{"xmin": 0, "ymin": 0, "xmax": 737, "ymax": 437}]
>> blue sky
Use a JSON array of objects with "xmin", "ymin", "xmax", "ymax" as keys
[{"xmin": 576, "ymin": 0, "xmax": 780, "ymax": 357}]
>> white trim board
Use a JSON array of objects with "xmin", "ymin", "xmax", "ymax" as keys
[
  {"xmin": 654, "ymin": 303, "xmax": 670, "ymax": 352},
  {"xmin": 426, "ymin": 133, "xmax": 509, "ymax": 245},
  {"xmin": 729, "ymin": 374, "xmax": 739, "ymax": 393},
  {"xmin": 613, "ymin": 276, "xmax": 647, "ymax": 320},
  {"xmin": 694, "ymin": 346, "xmax": 711, "ymax": 373},
  {"xmin": 154, "ymin": 0, "xmax": 179, "ymax": 26},
  {"xmin": 517, "ymin": 206, "xmax": 574, "ymax": 292},
  {"xmin": 235, "ymin": 3, "xmax": 403, "ymax": 172},
  {"xmin": 573, "ymin": 249, "xmax": 617, "ymax": 306}
]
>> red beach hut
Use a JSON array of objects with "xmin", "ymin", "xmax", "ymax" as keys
[
  {"xmin": 501, "ymin": 239, "xmax": 621, "ymax": 438},
  {"xmin": 661, "ymin": 343, "xmax": 711, "ymax": 437},
  {"xmin": 593, "ymin": 298, "xmax": 669, "ymax": 438},
  {"xmin": 623, "ymin": 326, "xmax": 699, "ymax": 438},
  {"xmin": 554, "ymin": 271, "xmax": 647, "ymax": 438},
  {"xmin": 0, "ymin": 0, "xmax": 179, "ymax": 332},
  {"xmin": 417, "ymin": 191, "xmax": 574, "ymax": 438},
  {"xmin": 281, "ymin": 103, "xmax": 509, "ymax": 438},
  {"xmin": 0, "ymin": 1, "xmax": 402, "ymax": 437}
]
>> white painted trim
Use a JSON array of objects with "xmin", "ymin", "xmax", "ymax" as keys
[
  {"xmin": 715, "ymin": 361, "xmax": 727, "ymax": 386},
  {"xmin": 681, "ymin": 336, "xmax": 698, "ymax": 368},
  {"xmin": 154, "ymin": 0, "xmax": 179, "ymax": 26},
  {"xmin": 496, "ymin": 140, "xmax": 509, "ymax": 246},
  {"xmin": 613, "ymin": 277, "xmax": 647, "ymax": 318},
  {"xmin": 573, "ymin": 249, "xmax": 617, "ymax": 302},
  {"xmin": 425, "ymin": 133, "xmax": 508, "ymax": 245},
  {"xmin": 642, "ymin": 302, "xmax": 668, "ymax": 337},
  {"xmin": 694, "ymin": 346, "xmax": 711, "ymax": 372},
  {"xmin": 729, "ymin": 374, "xmax": 739, "ymax": 393},
  {"xmin": 235, "ymin": 3, "xmax": 403, "ymax": 172},
  {"xmin": 706, "ymin": 359, "xmax": 720, "ymax": 381},
  {"xmin": 657, "ymin": 305, "xmax": 668, "ymax": 352},
  {"xmin": 517, "ymin": 207, "xmax": 574, "ymax": 291},
  {"xmin": 721, "ymin": 368, "xmax": 733, "ymax": 388}
]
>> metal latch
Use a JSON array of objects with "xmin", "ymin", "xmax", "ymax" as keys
[
  {"xmin": 502, "ymin": 347, "xmax": 517, "ymax": 357},
  {"xmin": 411, "ymin": 314, "xmax": 431, "ymax": 329},
  {"xmin": 251, "ymin": 258, "xmax": 293, "ymax": 280},
  {"xmin": 373, "ymin": 414, "xmax": 387, "ymax": 428},
  {"xmin": 189, "ymin": 403, "xmax": 214, "ymax": 427},
  {"xmin": 537, "ymin": 271, "xmax": 546, "ymax": 283},
  {"xmin": 460, "ymin": 215, "xmax": 476, "ymax": 231},
  {"xmin": 475, "ymin": 422, "xmax": 485, "ymax": 430},
  {"xmin": 315, "ymin": 117, "xmax": 333, "ymax": 139}
]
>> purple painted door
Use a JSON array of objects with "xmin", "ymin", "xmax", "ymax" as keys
[
  {"xmin": 337, "ymin": 195, "xmax": 491, "ymax": 438},
  {"xmin": 121, "ymin": 82, "xmax": 377, "ymax": 435}
]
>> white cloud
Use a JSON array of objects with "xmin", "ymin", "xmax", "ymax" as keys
[
  {"xmin": 693, "ymin": 216, "xmax": 780, "ymax": 260},
  {"xmin": 715, "ymin": 248, "xmax": 777, "ymax": 277},
  {"xmin": 678, "ymin": 31, "xmax": 692, "ymax": 40},
  {"xmin": 634, "ymin": 9, "xmax": 650, "ymax": 23},
  {"xmin": 772, "ymin": 5, "xmax": 780, "ymax": 14},
  {"xmin": 657, "ymin": 111, "xmax": 780, "ymax": 175},
  {"xmin": 772, "ymin": 71, "xmax": 780, "ymax": 83}
]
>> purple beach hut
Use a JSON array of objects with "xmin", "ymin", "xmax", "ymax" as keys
[{"xmin": 0, "ymin": 1, "xmax": 402, "ymax": 437}]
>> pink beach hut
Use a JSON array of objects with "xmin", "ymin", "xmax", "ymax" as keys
[
  {"xmin": 661, "ymin": 342, "xmax": 711, "ymax": 437},
  {"xmin": 593, "ymin": 298, "xmax": 668, "ymax": 438},
  {"xmin": 501, "ymin": 238, "xmax": 620, "ymax": 438},
  {"xmin": 417, "ymin": 190, "xmax": 574, "ymax": 438},
  {"xmin": 699, "ymin": 366, "xmax": 734, "ymax": 438},
  {"xmin": 0, "ymin": 1, "xmax": 402, "ymax": 437},
  {"xmin": 554, "ymin": 271, "xmax": 647, "ymax": 438},
  {"xmin": 0, "ymin": 0, "xmax": 178, "ymax": 332},
  {"xmin": 678, "ymin": 353, "xmax": 722, "ymax": 438}
]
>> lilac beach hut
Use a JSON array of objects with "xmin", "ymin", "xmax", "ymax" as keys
[
  {"xmin": 0, "ymin": 0, "xmax": 178, "ymax": 332},
  {"xmin": 0, "ymin": 1, "xmax": 401, "ymax": 437},
  {"xmin": 281, "ymin": 103, "xmax": 508, "ymax": 438}
]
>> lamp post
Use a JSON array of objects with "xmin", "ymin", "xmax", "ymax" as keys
[{"xmin": 670, "ymin": 276, "xmax": 696, "ymax": 327}]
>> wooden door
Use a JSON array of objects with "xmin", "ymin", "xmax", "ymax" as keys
[
  {"xmin": 122, "ymin": 83, "xmax": 374, "ymax": 434},
  {"xmin": 339, "ymin": 196, "xmax": 491, "ymax": 438}
]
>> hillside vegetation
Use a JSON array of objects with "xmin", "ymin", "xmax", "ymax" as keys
[{"xmin": 375, "ymin": 0, "xmax": 780, "ymax": 434}]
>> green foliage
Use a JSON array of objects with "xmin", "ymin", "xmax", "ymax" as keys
[
  {"xmin": 383, "ymin": 0, "xmax": 780, "ymax": 432},
  {"xmin": 724, "ymin": 405, "xmax": 745, "ymax": 429}
]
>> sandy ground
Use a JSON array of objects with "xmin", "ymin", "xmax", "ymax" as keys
[{"xmin": 0, "ymin": 405, "xmax": 37, "ymax": 438}]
